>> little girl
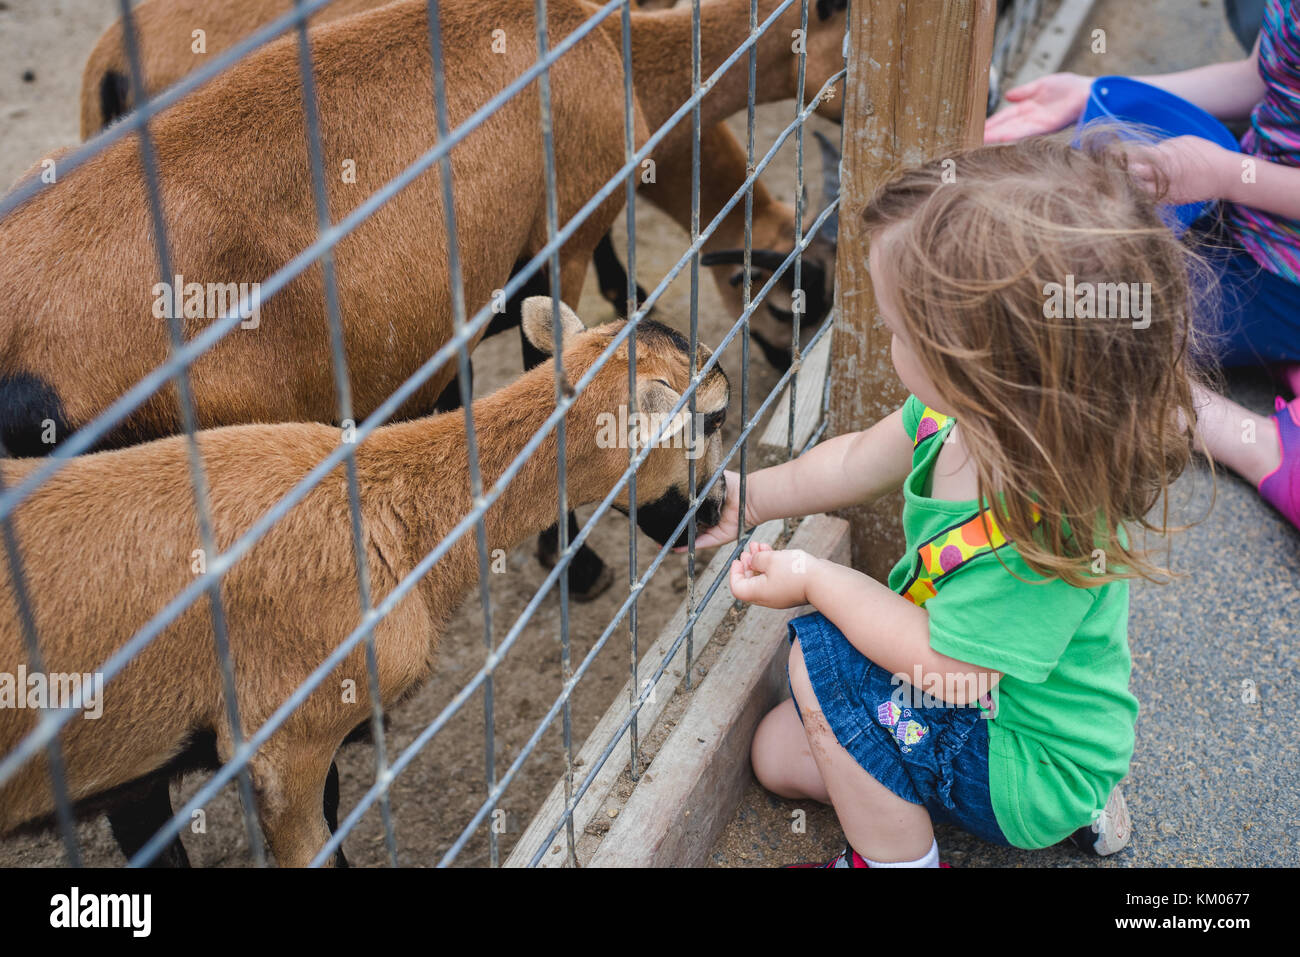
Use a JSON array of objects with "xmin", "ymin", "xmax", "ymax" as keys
[{"xmin": 694, "ymin": 136, "xmax": 1206, "ymax": 866}]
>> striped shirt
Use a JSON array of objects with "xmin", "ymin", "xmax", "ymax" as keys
[{"xmin": 1225, "ymin": 0, "xmax": 1300, "ymax": 283}]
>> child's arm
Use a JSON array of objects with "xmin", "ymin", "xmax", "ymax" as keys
[
  {"xmin": 985, "ymin": 37, "xmax": 1266, "ymax": 142},
  {"xmin": 1129, "ymin": 135, "xmax": 1300, "ymax": 222},
  {"xmin": 693, "ymin": 406, "xmax": 915, "ymax": 549},
  {"xmin": 730, "ymin": 543, "xmax": 1000, "ymax": 706},
  {"xmin": 1139, "ymin": 34, "xmax": 1267, "ymax": 122}
]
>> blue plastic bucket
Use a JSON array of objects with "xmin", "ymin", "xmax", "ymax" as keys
[{"xmin": 1075, "ymin": 75, "xmax": 1242, "ymax": 233}]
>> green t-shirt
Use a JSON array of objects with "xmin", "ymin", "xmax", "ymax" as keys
[{"xmin": 889, "ymin": 396, "xmax": 1138, "ymax": 849}]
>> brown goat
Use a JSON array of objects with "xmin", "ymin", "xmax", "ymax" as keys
[
  {"xmin": 44, "ymin": 0, "xmax": 837, "ymax": 866},
  {"xmin": 77, "ymin": 0, "xmax": 843, "ymax": 339},
  {"xmin": 2, "ymin": 0, "xmax": 842, "ymax": 564},
  {"xmin": 0, "ymin": 298, "xmax": 730, "ymax": 867}
]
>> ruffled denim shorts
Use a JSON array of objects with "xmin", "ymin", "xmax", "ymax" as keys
[{"xmin": 787, "ymin": 611, "xmax": 1010, "ymax": 846}]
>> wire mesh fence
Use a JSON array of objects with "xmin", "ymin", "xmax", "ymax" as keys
[{"xmin": 0, "ymin": 0, "xmax": 1032, "ymax": 867}]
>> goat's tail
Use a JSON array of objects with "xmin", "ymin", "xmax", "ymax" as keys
[
  {"xmin": 98, "ymin": 70, "xmax": 132, "ymax": 131},
  {"xmin": 79, "ymin": 22, "xmax": 132, "ymax": 140},
  {"xmin": 0, "ymin": 372, "xmax": 69, "ymax": 458}
]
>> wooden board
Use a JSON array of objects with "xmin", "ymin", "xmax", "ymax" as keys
[
  {"xmin": 587, "ymin": 514, "xmax": 850, "ymax": 868},
  {"xmin": 504, "ymin": 519, "xmax": 785, "ymax": 867}
]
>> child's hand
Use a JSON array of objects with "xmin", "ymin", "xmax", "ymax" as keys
[
  {"xmin": 729, "ymin": 541, "xmax": 818, "ymax": 609},
  {"xmin": 679, "ymin": 469, "xmax": 746, "ymax": 551},
  {"xmin": 1126, "ymin": 135, "xmax": 1238, "ymax": 204},
  {"xmin": 984, "ymin": 72, "xmax": 1092, "ymax": 143}
]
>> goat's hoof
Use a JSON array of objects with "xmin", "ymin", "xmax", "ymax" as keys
[
  {"xmin": 569, "ymin": 563, "xmax": 615, "ymax": 603},
  {"xmin": 536, "ymin": 546, "xmax": 615, "ymax": 603}
]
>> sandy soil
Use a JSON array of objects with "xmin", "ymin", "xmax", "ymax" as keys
[{"xmin": 0, "ymin": 0, "xmax": 838, "ymax": 865}]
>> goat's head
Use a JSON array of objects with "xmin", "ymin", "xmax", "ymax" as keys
[
  {"xmin": 699, "ymin": 129, "xmax": 840, "ymax": 370},
  {"xmin": 801, "ymin": 0, "xmax": 849, "ymax": 122},
  {"xmin": 521, "ymin": 297, "xmax": 729, "ymax": 547}
]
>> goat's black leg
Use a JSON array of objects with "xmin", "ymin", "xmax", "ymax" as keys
[
  {"xmin": 521, "ymin": 330, "xmax": 614, "ymax": 602},
  {"xmin": 433, "ymin": 360, "xmax": 473, "ymax": 414},
  {"xmin": 536, "ymin": 510, "xmax": 613, "ymax": 601},
  {"xmin": 322, "ymin": 761, "xmax": 348, "ymax": 868},
  {"xmin": 106, "ymin": 778, "xmax": 191, "ymax": 868},
  {"xmin": 592, "ymin": 232, "xmax": 650, "ymax": 319}
]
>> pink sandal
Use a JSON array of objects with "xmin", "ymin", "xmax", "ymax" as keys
[{"xmin": 1258, "ymin": 396, "xmax": 1300, "ymax": 531}]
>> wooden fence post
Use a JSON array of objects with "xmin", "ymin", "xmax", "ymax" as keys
[{"xmin": 829, "ymin": 0, "xmax": 996, "ymax": 579}]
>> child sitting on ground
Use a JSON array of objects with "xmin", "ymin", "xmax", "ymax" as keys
[{"xmin": 694, "ymin": 136, "xmax": 1207, "ymax": 866}]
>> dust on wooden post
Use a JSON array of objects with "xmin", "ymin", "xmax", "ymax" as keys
[{"xmin": 829, "ymin": 0, "xmax": 995, "ymax": 579}]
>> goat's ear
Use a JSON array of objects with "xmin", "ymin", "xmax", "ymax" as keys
[
  {"xmin": 633, "ymin": 378, "xmax": 692, "ymax": 449},
  {"xmin": 521, "ymin": 296, "xmax": 585, "ymax": 355}
]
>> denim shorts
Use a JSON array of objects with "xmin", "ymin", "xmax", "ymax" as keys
[{"xmin": 787, "ymin": 611, "xmax": 1010, "ymax": 846}]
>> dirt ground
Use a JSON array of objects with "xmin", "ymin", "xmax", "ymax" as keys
[{"xmin": 0, "ymin": 0, "xmax": 838, "ymax": 865}]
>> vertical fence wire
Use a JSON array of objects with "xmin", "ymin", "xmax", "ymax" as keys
[
  {"xmin": 531, "ymin": 0, "xmax": 578, "ymax": 868},
  {"xmin": 424, "ymin": 0, "xmax": 502, "ymax": 868},
  {"xmin": 116, "ymin": 0, "xmax": 266, "ymax": 868},
  {"xmin": 291, "ymin": 0, "xmax": 398, "ymax": 868},
  {"xmin": 683, "ymin": 0, "xmax": 702, "ymax": 692},
  {"xmin": 786, "ymin": 0, "xmax": 810, "ymax": 466},
  {"xmin": 737, "ymin": 0, "xmax": 759, "ymax": 551},
  {"xmin": 621, "ymin": 0, "xmax": 641, "ymax": 785},
  {"xmin": 0, "ymin": 466, "xmax": 79, "ymax": 865}
]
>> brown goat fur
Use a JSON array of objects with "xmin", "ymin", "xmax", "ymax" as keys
[
  {"xmin": 78, "ymin": 0, "xmax": 842, "ymax": 339},
  {"xmin": 73, "ymin": 0, "xmax": 842, "ymax": 348},
  {"xmin": 0, "ymin": 297, "xmax": 729, "ymax": 866},
  {"xmin": 1, "ymin": 0, "xmax": 844, "ymax": 452},
  {"xmin": 5, "ymin": 0, "xmax": 630, "ymax": 451}
]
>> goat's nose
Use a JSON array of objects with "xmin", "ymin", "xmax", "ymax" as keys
[{"xmin": 700, "ymin": 491, "xmax": 722, "ymax": 530}]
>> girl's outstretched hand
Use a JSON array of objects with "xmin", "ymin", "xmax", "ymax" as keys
[
  {"xmin": 729, "ymin": 541, "xmax": 817, "ymax": 609},
  {"xmin": 1126, "ymin": 135, "xmax": 1239, "ymax": 205},
  {"xmin": 679, "ymin": 469, "xmax": 746, "ymax": 551},
  {"xmin": 984, "ymin": 72, "xmax": 1092, "ymax": 143}
]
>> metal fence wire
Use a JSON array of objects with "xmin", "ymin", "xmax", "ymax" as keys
[{"xmin": 0, "ymin": 0, "xmax": 1029, "ymax": 867}]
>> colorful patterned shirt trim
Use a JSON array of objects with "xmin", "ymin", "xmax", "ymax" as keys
[
  {"xmin": 913, "ymin": 407, "xmax": 951, "ymax": 448},
  {"xmin": 903, "ymin": 405, "xmax": 1039, "ymax": 607},
  {"xmin": 902, "ymin": 510, "xmax": 1015, "ymax": 607}
]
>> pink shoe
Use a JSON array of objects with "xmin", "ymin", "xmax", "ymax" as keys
[
  {"xmin": 1258, "ymin": 396, "xmax": 1300, "ymax": 531},
  {"xmin": 784, "ymin": 846, "xmax": 953, "ymax": 868},
  {"xmin": 785, "ymin": 846, "xmax": 871, "ymax": 868}
]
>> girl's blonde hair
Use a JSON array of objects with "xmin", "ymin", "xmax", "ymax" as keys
[{"xmin": 863, "ymin": 132, "xmax": 1211, "ymax": 586}]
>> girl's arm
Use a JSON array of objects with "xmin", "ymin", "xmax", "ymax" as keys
[
  {"xmin": 692, "ymin": 406, "xmax": 915, "ymax": 550},
  {"xmin": 1224, "ymin": 154, "xmax": 1300, "ymax": 220},
  {"xmin": 745, "ymin": 407, "xmax": 915, "ymax": 524},
  {"xmin": 1128, "ymin": 134, "xmax": 1300, "ymax": 221},
  {"xmin": 730, "ymin": 544, "xmax": 999, "ymax": 705},
  {"xmin": 985, "ymin": 37, "xmax": 1266, "ymax": 143},
  {"xmin": 1140, "ymin": 34, "xmax": 1267, "ymax": 122}
]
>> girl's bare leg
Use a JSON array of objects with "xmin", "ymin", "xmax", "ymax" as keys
[
  {"xmin": 752, "ymin": 697, "xmax": 830, "ymax": 803},
  {"xmin": 1193, "ymin": 382, "xmax": 1281, "ymax": 484},
  {"xmin": 785, "ymin": 638, "xmax": 934, "ymax": 863}
]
